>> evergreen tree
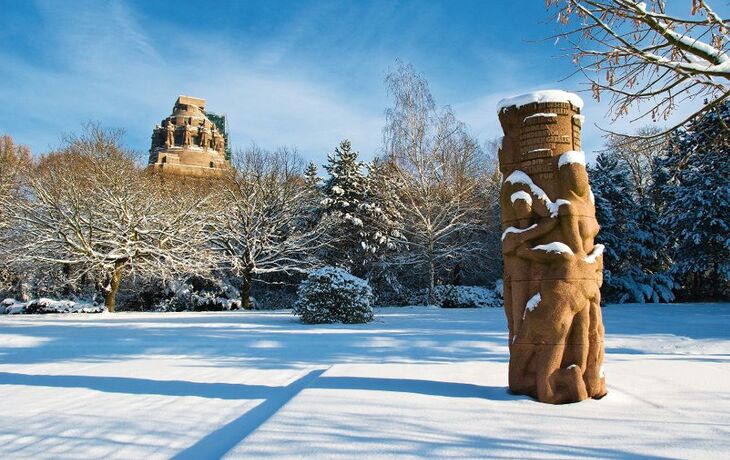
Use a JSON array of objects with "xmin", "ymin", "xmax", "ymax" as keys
[
  {"xmin": 590, "ymin": 152, "xmax": 674, "ymax": 303},
  {"xmin": 320, "ymin": 141, "xmax": 406, "ymax": 277},
  {"xmin": 363, "ymin": 157, "xmax": 404, "ymax": 256},
  {"xmin": 303, "ymin": 161, "xmax": 321, "ymax": 190},
  {"xmin": 655, "ymin": 103, "xmax": 730, "ymax": 299},
  {"xmin": 320, "ymin": 140, "xmax": 373, "ymax": 273}
]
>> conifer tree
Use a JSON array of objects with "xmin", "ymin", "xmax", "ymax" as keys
[
  {"xmin": 590, "ymin": 152, "xmax": 674, "ymax": 303},
  {"xmin": 363, "ymin": 157, "xmax": 404, "ymax": 256},
  {"xmin": 320, "ymin": 140, "xmax": 372, "ymax": 273},
  {"xmin": 655, "ymin": 103, "xmax": 730, "ymax": 299},
  {"xmin": 303, "ymin": 161, "xmax": 321, "ymax": 190},
  {"xmin": 320, "ymin": 141, "xmax": 406, "ymax": 276}
]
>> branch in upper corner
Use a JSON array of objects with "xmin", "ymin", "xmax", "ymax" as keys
[{"xmin": 548, "ymin": 0, "xmax": 730, "ymax": 136}]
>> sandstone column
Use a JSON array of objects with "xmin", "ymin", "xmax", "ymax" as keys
[{"xmin": 497, "ymin": 90, "xmax": 607, "ymax": 404}]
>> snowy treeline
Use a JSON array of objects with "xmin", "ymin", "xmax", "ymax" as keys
[
  {"xmin": 0, "ymin": 64, "xmax": 503, "ymax": 312},
  {"xmin": 1, "ymin": 64, "xmax": 727, "ymax": 312},
  {"xmin": 590, "ymin": 102, "xmax": 730, "ymax": 302}
]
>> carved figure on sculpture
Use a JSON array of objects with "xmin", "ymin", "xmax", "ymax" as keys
[
  {"xmin": 199, "ymin": 124, "xmax": 211, "ymax": 148},
  {"xmin": 213, "ymin": 131, "xmax": 224, "ymax": 152},
  {"xmin": 497, "ymin": 90, "xmax": 607, "ymax": 404},
  {"xmin": 183, "ymin": 118, "xmax": 194, "ymax": 147},
  {"xmin": 165, "ymin": 121, "xmax": 175, "ymax": 148}
]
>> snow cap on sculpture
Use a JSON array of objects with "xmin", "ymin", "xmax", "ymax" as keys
[
  {"xmin": 497, "ymin": 90, "xmax": 584, "ymax": 113},
  {"xmin": 558, "ymin": 150, "xmax": 587, "ymax": 168}
]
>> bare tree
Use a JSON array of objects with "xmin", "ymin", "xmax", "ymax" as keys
[
  {"xmin": 7, "ymin": 126, "xmax": 212, "ymax": 311},
  {"xmin": 383, "ymin": 62, "xmax": 490, "ymax": 302},
  {"xmin": 549, "ymin": 0, "xmax": 730, "ymax": 134},
  {"xmin": 0, "ymin": 136, "xmax": 31, "ymax": 232},
  {"xmin": 0, "ymin": 136, "xmax": 32, "ymax": 297},
  {"xmin": 207, "ymin": 145, "xmax": 330, "ymax": 309},
  {"xmin": 599, "ymin": 126, "xmax": 667, "ymax": 198}
]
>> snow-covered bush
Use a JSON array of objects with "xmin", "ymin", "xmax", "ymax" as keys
[
  {"xmin": 155, "ymin": 292, "xmax": 241, "ymax": 312},
  {"xmin": 154, "ymin": 279, "xmax": 241, "ymax": 312},
  {"xmin": 143, "ymin": 276, "xmax": 241, "ymax": 312},
  {"xmin": 253, "ymin": 287, "xmax": 297, "ymax": 311},
  {"xmin": 293, "ymin": 267, "xmax": 374, "ymax": 324},
  {"xmin": 1, "ymin": 297, "xmax": 102, "ymax": 315},
  {"xmin": 439, "ymin": 285, "xmax": 502, "ymax": 309}
]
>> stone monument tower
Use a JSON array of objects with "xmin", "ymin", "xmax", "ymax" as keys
[
  {"xmin": 148, "ymin": 96, "xmax": 229, "ymax": 177},
  {"xmin": 497, "ymin": 90, "xmax": 607, "ymax": 404}
]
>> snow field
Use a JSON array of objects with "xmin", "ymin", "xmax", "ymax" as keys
[{"xmin": 0, "ymin": 304, "xmax": 728, "ymax": 459}]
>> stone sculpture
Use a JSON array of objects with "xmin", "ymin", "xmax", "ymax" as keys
[
  {"xmin": 165, "ymin": 121, "xmax": 175, "ymax": 148},
  {"xmin": 497, "ymin": 90, "xmax": 606, "ymax": 404},
  {"xmin": 183, "ymin": 118, "xmax": 194, "ymax": 147},
  {"xmin": 148, "ymin": 96, "xmax": 229, "ymax": 177},
  {"xmin": 198, "ymin": 124, "xmax": 211, "ymax": 148}
]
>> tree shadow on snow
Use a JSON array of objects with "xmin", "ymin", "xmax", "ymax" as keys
[{"xmin": 0, "ymin": 368, "xmax": 523, "ymax": 458}]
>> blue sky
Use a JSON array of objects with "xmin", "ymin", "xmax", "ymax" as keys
[{"xmin": 0, "ymin": 0, "xmax": 696, "ymax": 163}]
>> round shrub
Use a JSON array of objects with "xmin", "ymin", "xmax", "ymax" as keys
[
  {"xmin": 293, "ymin": 267, "xmax": 374, "ymax": 324},
  {"xmin": 440, "ymin": 285, "xmax": 502, "ymax": 309}
]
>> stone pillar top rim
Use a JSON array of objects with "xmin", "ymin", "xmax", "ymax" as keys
[
  {"xmin": 497, "ymin": 89, "xmax": 584, "ymax": 114},
  {"xmin": 176, "ymin": 95, "xmax": 206, "ymax": 109}
]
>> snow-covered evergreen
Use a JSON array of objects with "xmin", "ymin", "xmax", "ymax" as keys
[
  {"xmin": 293, "ymin": 266, "xmax": 374, "ymax": 324},
  {"xmin": 362, "ymin": 158, "xmax": 405, "ymax": 255},
  {"xmin": 303, "ymin": 161, "xmax": 321, "ymax": 190},
  {"xmin": 1, "ymin": 297, "xmax": 103, "ymax": 315},
  {"xmin": 320, "ymin": 140, "xmax": 371, "ymax": 271},
  {"xmin": 439, "ymin": 285, "xmax": 502, "ymax": 308},
  {"xmin": 320, "ymin": 141, "xmax": 405, "ymax": 276},
  {"xmin": 654, "ymin": 103, "xmax": 730, "ymax": 299},
  {"xmin": 590, "ymin": 152, "xmax": 674, "ymax": 303}
]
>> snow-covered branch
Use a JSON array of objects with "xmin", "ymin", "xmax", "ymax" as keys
[
  {"xmin": 4, "ymin": 126, "xmax": 214, "ymax": 311},
  {"xmin": 549, "ymin": 0, "xmax": 730, "ymax": 134},
  {"xmin": 206, "ymin": 145, "xmax": 332, "ymax": 308}
]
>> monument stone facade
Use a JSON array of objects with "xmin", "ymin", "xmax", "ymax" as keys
[
  {"xmin": 148, "ymin": 96, "xmax": 229, "ymax": 177},
  {"xmin": 497, "ymin": 90, "xmax": 607, "ymax": 404}
]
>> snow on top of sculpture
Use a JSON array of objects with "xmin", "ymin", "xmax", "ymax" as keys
[
  {"xmin": 501, "ymin": 223, "xmax": 538, "ymax": 241},
  {"xmin": 532, "ymin": 242, "xmax": 575, "ymax": 255},
  {"xmin": 558, "ymin": 150, "xmax": 587, "ymax": 168},
  {"xmin": 523, "ymin": 293, "xmax": 542, "ymax": 320},
  {"xmin": 504, "ymin": 170, "xmax": 570, "ymax": 218},
  {"xmin": 523, "ymin": 113, "xmax": 558, "ymax": 122},
  {"xmin": 510, "ymin": 190, "xmax": 533, "ymax": 205},
  {"xmin": 584, "ymin": 244, "xmax": 605, "ymax": 264},
  {"xmin": 497, "ymin": 90, "xmax": 584, "ymax": 112}
]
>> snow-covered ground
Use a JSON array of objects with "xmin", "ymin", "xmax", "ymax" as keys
[{"xmin": 0, "ymin": 304, "xmax": 728, "ymax": 459}]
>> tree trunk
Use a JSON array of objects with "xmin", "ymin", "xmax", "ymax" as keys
[
  {"xmin": 103, "ymin": 262, "xmax": 125, "ymax": 313},
  {"xmin": 428, "ymin": 259, "xmax": 436, "ymax": 305},
  {"xmin": 14, "ymin": 276, "xmax": 29, "ymax": 302},
  {"xmin": 427, "ymin": 239, "xmax": 436, "ymax": 305},
  {"xmin": 62, "ymin": 263, "xmax": 72, "ymax": 297},
  {"xmin": 241, "ymin": 270, "xmax": 253, "ymax": 310}
]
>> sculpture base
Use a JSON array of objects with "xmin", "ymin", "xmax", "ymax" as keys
[
  {"xmin": 509, "ymin": 342, "xmax": 607, "ymax": 404},
  {"xmin": 148, "ymin": 147, "xmax": 229, "ymax": 178}
]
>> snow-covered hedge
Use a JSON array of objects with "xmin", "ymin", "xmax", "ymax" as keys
[
  {"xmin": 1, "ymin": 298, "xmax": 103, "ymax": 315},
  {"xmin": 439, "ymin": 285, "xmax": 502, "ymax": 309},
  {"xmin": 293, "ymin": 267, "xmax": 374, "ymax": 324},
  {"xmin": 154, "ymin": 280, "xmax": 241, "ymax": 312}
]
